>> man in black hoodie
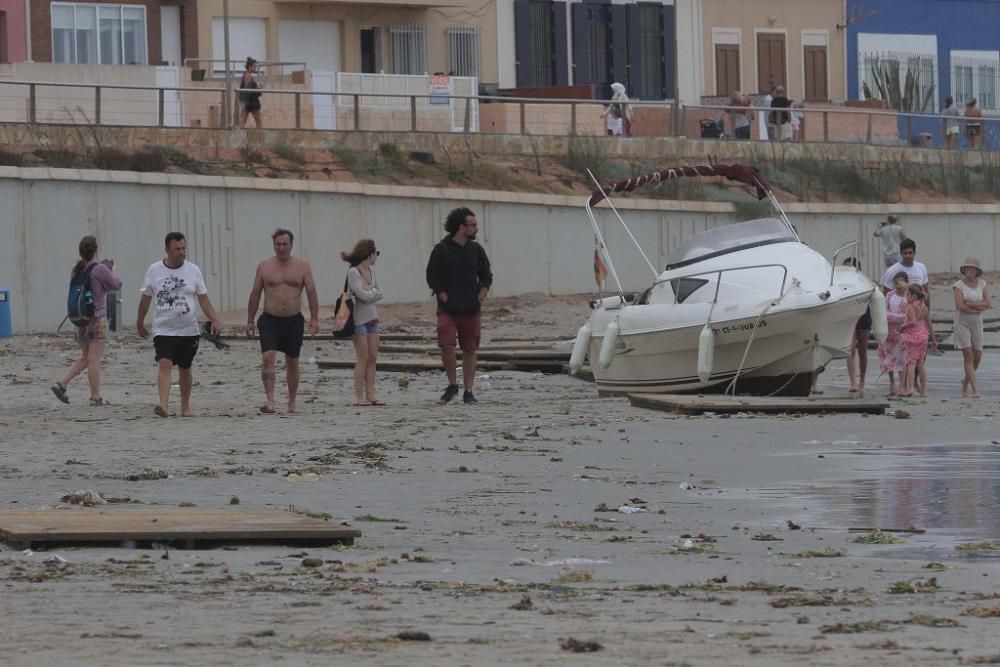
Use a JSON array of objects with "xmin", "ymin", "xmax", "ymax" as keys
[{"xmin": 426, "ymin": 207, "xmax": 493, "ymax": 403}]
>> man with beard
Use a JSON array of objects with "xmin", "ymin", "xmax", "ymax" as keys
[{"xmin": 426, "ymin": 207, "xmax": 493, "ymax": 404}]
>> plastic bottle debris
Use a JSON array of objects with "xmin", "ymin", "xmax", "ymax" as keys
[
  {"xmin": 679, "ymin": 482, "xmax": 695, "ymax": 491},
  {"xmin": 681, "ymin": 539, "xmax": 696, "ymax": 550},
  {"xmin": 618, "ymin": 505, "xmax": 647, "ymax": 514},
  {"xmin": 44, "ymin": 554, "xmax": 68, "ymax": 564}
]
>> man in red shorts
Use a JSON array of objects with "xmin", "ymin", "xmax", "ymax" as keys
[{"xmin": 426, "ymin": 207, "xmax": 493, "ymax": 403}]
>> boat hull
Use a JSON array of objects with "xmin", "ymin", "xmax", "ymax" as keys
[{"xmin": 587, "ymin": 290, "xmax": 870, "ymax": 397}]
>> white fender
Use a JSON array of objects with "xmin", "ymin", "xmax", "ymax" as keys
[
  {"xmin": 869, "ymin": 286, "xmax": 888, "ymax": 344},
  {"xmin": 569, "ymin": 321, "xmax": 592, "ymax": 373},
  {"xmin": 697, "ymin": 324, "xmax": 715, "ymax": 383},
  {"xmin": 598, "ymin": 320, "xmax": 620, "ymax": 370}
]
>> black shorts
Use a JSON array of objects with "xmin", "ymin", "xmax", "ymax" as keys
[
  {"xmin": 856, "ymin": 307, "xmax": 873, "ymax": 332},
  {"xmin": 154, "ymin": 335, "xmax": 200, "ymax": 369},
  {"xmin": 258, "ymin": 312, "xmax": 304, "ymax": 358}
]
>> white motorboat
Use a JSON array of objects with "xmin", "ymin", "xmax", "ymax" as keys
[{"xmin": 569, "ymin": 164, "xmax": 886, "ymax": 397}]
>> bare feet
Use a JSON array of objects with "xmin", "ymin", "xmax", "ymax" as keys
[
  {"xmin": 259, "ymin": 404, "xmax": 276, "ymax": 414},
  {"xmin": 287, "ymin": 402, "xmax": 299, "ymax": 414},
  {"xmin": 181, "ymin": 410, "xmax": 194, "ymax": 417},
  {"xmin": 154, "ymin": 406, "xmax": 168, "ymax": 418}
]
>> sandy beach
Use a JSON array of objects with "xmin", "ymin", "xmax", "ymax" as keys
[{"xmin": 3, "ymin": 290, "xmax": 1000, "ymax": 666}]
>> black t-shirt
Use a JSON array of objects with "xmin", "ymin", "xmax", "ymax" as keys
[{"xmin": 770, "ymin": 96, "xmax": 792, "ymax": 125}]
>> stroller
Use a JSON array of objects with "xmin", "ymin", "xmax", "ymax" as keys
[{"xmin": 699, "ymin": 118, "xmax": 726, "ymax": 139}]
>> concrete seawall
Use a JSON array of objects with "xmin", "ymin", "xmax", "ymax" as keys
[{"xmin": 3, "ymin": 165, "xmax": 999, "ymax": 333}]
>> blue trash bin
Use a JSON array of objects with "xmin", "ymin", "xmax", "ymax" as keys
[{"xmin": 0, "ymin": 289, "xmax": 11, "ymax": 338}]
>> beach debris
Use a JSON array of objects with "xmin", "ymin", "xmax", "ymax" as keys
[
  {"xmin": 286, "ymin": 472, "xmax": 320, "ymax": 482},
  {"xmin": 956, "ymin": 540, "xmax": 1000, "ymax": 555},
  {"xmin": 560, "ymin": 637, "xmax": 603, "ymax": 652},
  {"xmin": 678, "ymin": 482, "xmax": 695, "ymax": 490},
  {"xmin": 229, "ymin": 496, "xmax": 240, "ymax": 505},
  {"xmin": 849, "ymin": 526, "xmax": 925, "ymax": 534},
  {"xmin": 510, "ymin": 595, "xmax": 533, "ymax": 610},
  {"xmin": 887, "ymin": 577, "xmax": 939, "ymax": 594},
  {"xmin": 894, "ymin": 409, "xmax": 911, "ymax": 420},
  {"xmin": 300, "ymin": 557, "xmax": 324, "ymax": 568},
  {"xmin": 963, "ymin": 605, "xmax": 1000, "ymax": 618},
  {"xmin": 617, "ymin": 505, "xmax": 647, "ymax": 515},
  {"xmin": 124, "ymin": 469, "xmax": 170, "ymax": 481},
  {"xmin": 852, "ymin": 529, "xmax": 906, "ymax": 544},
  {"xmin": 777, "ymin": 547, "xmax": 846, "ymax": 559},
  {"xmin": 60, "ymin": 489, "xmax": 108, "ymax": 506},
  {"xmin": 398, "ymin": 377, "xmax": 410, "ymax": 389},
  {"xmin": 819, "ymin": 620, "xmax": 891, "ymax": 634},
  {"xmin": 396, "ymin": 631, "xmax": 432, "ymax": 641},
  {"xmin": 751, "ymin": 532, "xmax": 782, "ymax": 541},
  {"xmin": 786, "ymin": 520, "xmax": 802, "ymax": 530}
]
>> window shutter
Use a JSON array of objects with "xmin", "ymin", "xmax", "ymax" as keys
[
  {"xmin": 626, "ymin": 4, "xmax": 643, "ymax": 97},
  {"xmin": 662, "ymin": 4, "xmax": 676, "ymax": 98},
  {"xmin": 611, "ymin": 4, "xmax": 627, "ymax": 90},
  {"xmin": 514, "ymin": 0, "xmax": 532, "ymax": 86},
  {"xmin": 552, "ymin": 1, "xmax": 568, "ymax": 85},
  {"xmin": 571, "ymin": 3, "xmax": 590, "ymax": 85}
]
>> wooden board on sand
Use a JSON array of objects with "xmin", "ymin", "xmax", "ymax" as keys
[
  {"xmin": 628, "ymin": 393, "xmax": 889, "ymax": 415},
  {"xmin": 0, "ymin": 508, "xmax": 361, "ymax": 550}
]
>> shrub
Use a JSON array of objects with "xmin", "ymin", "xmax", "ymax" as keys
[
  {"xmin": 240, "ymin": 145, "xmax": 267, "ymax": 164},
  {"xmin": 273, "ymin": 141, "xmax": 306, "ymax": 165},
  {"xmin": 0, "ymin": 149, "xmax": 24, "ymax": 167},
  {"xmin": 33, "ymin": 148, "xmax": 79, "ymax": 168}
]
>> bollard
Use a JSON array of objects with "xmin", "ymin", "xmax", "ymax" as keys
[{"xmin": 0, "ymin": 289, "xmax": 12, "ymax": 338}]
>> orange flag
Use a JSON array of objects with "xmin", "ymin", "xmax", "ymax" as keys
[{"xmin": 593, "ymin": 247, "xmax": 608, "ymax": 286}]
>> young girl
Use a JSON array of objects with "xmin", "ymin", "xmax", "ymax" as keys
[
  {"xmin": 900, "ymin": 283, "xmax": 933, "ymax": 398},
  {"xmin": 238, "ymin": 57, "xmax": 263, "ymax": 129},
  {"xmin": 878, "ymin": 271, "xmax": 909, "ymax": 397}
]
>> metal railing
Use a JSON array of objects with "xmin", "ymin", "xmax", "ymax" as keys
[
  {"xmin": 2, "ymin": 77, "xmax": 1000, "ymax": 148},
  {"xmin": 649, "ymin": 263, "xmax": 790, "ymax": 307}
]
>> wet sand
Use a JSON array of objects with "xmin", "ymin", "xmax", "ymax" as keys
[{"xmin": 3, "ymin": 293, "xmax": 1000, "ymax": 666}]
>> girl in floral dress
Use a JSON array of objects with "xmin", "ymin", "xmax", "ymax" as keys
[
  {"xmin": 900, "ymin": 284, "xmax": 933, "ymax": 398},
  {"xmin": 878, "ymin": 271, "xmax": 909, "ymax": 396}
]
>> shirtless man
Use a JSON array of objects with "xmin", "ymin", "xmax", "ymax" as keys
[{"xmin": 245, "ymin": 229, "xmax": 319, "ymax": 413}]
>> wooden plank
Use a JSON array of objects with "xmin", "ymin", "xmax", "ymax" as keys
[
  {"xmin": 0, "ymin": 508, "xmax": 361, "ymax": 549},
  {"xmin": 628, "ymin": 393, "xmax": 889, "ymax": 416}
]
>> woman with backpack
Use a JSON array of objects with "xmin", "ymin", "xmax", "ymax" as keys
[
  {"xmin": 51, "ymin": 235, "xmax": 122, "ymax": 406},
  {"xmin": 238, "ymin": 57, "xmax": 263, "ymax": 129}
]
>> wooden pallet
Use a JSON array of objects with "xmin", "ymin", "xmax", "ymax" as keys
[
  {"xmin": 628, "ymin": 393, "xmax": 889, "ymax": 416},
  {"xmin": 0, "ymin": 508, "xmax": 361, "ymax": 550}
]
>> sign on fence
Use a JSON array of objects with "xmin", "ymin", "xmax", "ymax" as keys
[{"xmin": 429, "ymin": 75, "xmax": 450, "ymax": 105}]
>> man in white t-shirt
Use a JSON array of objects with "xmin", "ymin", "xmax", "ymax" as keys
[
  {"xmin": 880, "ymin": 238, "xmax": 930, "ymax": 306},
  {"xmin": 137, "ymin": 231, "xmax": 223, "ymax": 418}
]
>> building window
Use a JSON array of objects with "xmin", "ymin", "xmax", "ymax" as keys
[
  {"xmin": 360, "ymin": 27, "xmax": 383, "ymax": 74},
  {"xmin": 389, "ymin": 24, "xmax": 426, "ymax": 75},
  {"xmin": 521, "ymin": 1, "xmax": 555, "ymax": 86},
  {"xmin": 52, "ymin": 2, "xmax": 147, "ymax": 65},
  {"xmin": 447, "ymin": 26, "xmax": 480, "ymax": 78},
  {"xmin": 979, "ymin": 66, "xmax": 997, "ymax": 110}
]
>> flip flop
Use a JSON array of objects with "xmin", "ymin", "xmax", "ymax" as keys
[
  {"xmin": 154, "ymin": 406, "xmax": 168, "ymax": 418},
  {"xmin": 369, "ymin": 399, "xmax": 385, "ymax": 406},
  {"xmin": 353, "ymin": 401, "xmax": 372, "ymax": 406},
  {"xmin": 51, "ymin": 382, "xmax": 69, "ymax": 404},
  {"xmin": 259, "ymin": 405, "xmax": 276, "ymax": 414}
]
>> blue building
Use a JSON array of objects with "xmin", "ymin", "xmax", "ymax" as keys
[{"xmin": 846, "ymin": 0, "xmax": 1000, "ymax": 145}]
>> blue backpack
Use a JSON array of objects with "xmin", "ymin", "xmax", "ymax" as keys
[{"xmin": 67, "ymin": 263, "xmax": 97, "ymax": 327}]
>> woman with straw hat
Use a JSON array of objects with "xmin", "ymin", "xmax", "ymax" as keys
[{"xmin": 953, "ymin": 257, "xmax": 991, "ymax": 398}]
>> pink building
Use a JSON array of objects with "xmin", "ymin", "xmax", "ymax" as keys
[{"xmin": 0, "ymin": 0, "xmax": 28, "ymax": 62}]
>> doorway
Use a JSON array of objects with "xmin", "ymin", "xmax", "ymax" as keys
[{"xmin": 360, "ymin": 27, "xmax": 382, "ymax": 74}]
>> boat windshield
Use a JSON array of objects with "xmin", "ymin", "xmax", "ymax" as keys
[{"xmin": 665, "ymin": 218, "xmax": 798, "ymax": 270}]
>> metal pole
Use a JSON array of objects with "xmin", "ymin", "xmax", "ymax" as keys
[
  {"xmin": 353, "ymin": 93, "xmax": 360, "ymax": 130},
  {"xmin": 823, "ymin": 110, "xmax": 829, "ymax": 142},
  {"xmin": 158, "ymin": 88, "xmax": 165, "ymax": 126},
  {"xmin": 410, "ymin": 95, "xmax": 417, "ymax": 131},
  {"xmin": 866, "ymin": 112, "xmax": 873, "ymax": 144},
  {"xmin": 671, "ymin": 5, "xmax": 680, "ymax": 136},
  {"xmin": 570, "ymin": 102, "xmax": 576, "ymax": 136},
  {"xmin": 223, "ymin": 0, "xmax": 231, "ymax": 129},
  {"xmin": 294, "ymin": 92, "xmax": 301, "ymax": 129},
  {"xmin": 463, "ymin": 97, "xmax": 471, "ymax": 132},
  {"xmin": 95, "ymin": 86, "xmax": 102, "ymax": 125},
  {"xmin": 519, "ymin": 101, "xmax": 525, "ymax": 135},
  {"xmin": 28, "ymin": 84, "xmax": 35, "ymax": 123}
]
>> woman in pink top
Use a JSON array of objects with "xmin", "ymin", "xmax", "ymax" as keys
[
  {"xmin": 878, "ymin": 271, "xmax": 909, "ymax": 396},
  {"xmin": 51, "ymin": 235, "xmax": 123, "ymax": 406}
]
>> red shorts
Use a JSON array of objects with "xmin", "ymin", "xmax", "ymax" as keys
[{"xmin": 437, "ymin": 310, "xmax": 481, "ymax": 351}]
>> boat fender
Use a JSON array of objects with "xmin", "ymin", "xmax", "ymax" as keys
[
  {"xmin": 598, "ymin": 320, "xmax": 620, "ymax": 370},
  {"xmin": 697, "ymin": 324, "xmax": 715, "ymax": 383},
  {"xmin": 870, "ymin": 286, "xmax": 888, "ymax": 344},
  {"xmin": 569, "ymin": 321, "xmax": 592, "ymax": 373}
]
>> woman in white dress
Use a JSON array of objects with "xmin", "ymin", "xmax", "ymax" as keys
[
  {"xmin": 601, "ymin": 83, "xmax": 633, "ymax": 136},
  {"xmin": 953, "ymin": 257, "xmax": 991, "ymax": 398}
]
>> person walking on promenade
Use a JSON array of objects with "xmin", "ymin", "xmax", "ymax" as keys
[
  {"xmin": 769, "ymin": 86, "xmax": 792, "ymax": 141},
  {"xmin": 239, "ymin": 57, "xmax": 263, "ymax": 129},
  {"xmin": 245, "ymin": 229, "xmax": 319, "ymax": 414},
  {"xmin": 965, "ymin": 98, "xmax": 983, "ymax": 150},
  {"xmin": 900, "ymin": 284, "xmax": 933, "ymax": 398},
  {"xmin": 601, "ymin": 82, "xmax": 633, "ymax": 136},
  {"xmin": 137, "ymin": 232, "xmax": 223, "ymax": 417},
  {"xmin": 426, "ymin": 207, "xmax": 493, "ymax": 404},
  {"xmin": 51, "ymin": 235, "xmax": 123, "ymax": 406},
  {"xmin": 879, "ymin": 271, "xmax": 910, "ymax": 397},
  {"xmin": 874, "ymin": 215, "xmax": 907, "ymax": 269},
  {"xmin": 942, "ymin": 96, "xmax": 961, "ymax": 149},
  {"xmin": 843, "ymin": 258, "xmax": 871, "ymax": 395},
  {"xmin": 953, "ymin": 257, "xmax": 991, "ymax": 398},
  {"xmin": 729, "ymin": 91, "xmax": 752, "ymax": 140},
  {"xmin": 340, "ymin": 239, "xmax": 384, "ymax": 406},
  {"xmin": 881, "ymin": 238, "xmax": 930, "ymax": 309}
]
